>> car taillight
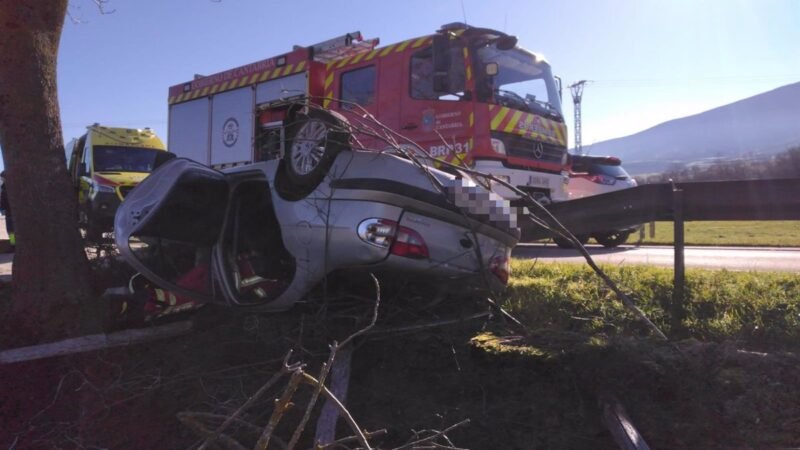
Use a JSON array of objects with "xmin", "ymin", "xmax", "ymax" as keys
[
  {"xmin": 391, "ymin": 226, "xmax": 429, "ymax": 259},
  {"xmin": 357, "ymin": 218, "xmax": 429, "ymax": 259},
  {"xmin": 489, "ymin": 255, "xmax": 510, "ymax": 284},
  {"xmin": 584, "ymin": 174, "xmax": 616, "ymax": 185}
]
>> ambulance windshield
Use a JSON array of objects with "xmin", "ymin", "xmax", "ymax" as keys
[
  {"xmin": 475, "ymin": 45, "xmax": 563, "ymax": 118},
  {"xmin": 93, "ymin": 146, "xmax": 162, "ymax": 173}
]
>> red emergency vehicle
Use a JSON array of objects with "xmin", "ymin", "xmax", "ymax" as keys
[{"xmin": 167, "ymin": 23, "xmax": 569, "ymax": 202}]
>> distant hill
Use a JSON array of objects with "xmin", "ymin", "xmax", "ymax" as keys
[{"xmin": 582, "ymin": 82, "xmax": 800, "ymax": 174}]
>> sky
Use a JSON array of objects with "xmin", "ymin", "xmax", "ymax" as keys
[{"xmin": 24, "ymin": 0, "xmax": 800, "ymax": 168}]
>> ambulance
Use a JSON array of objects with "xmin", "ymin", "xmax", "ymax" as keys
[{"xmin": 66, "ymin": 124, "xmax": 170, "ymax": 240}]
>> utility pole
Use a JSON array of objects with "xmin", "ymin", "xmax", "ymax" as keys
[{"xmin": 569, "ymin": 80, "xmax": 589, "ymax": 155}]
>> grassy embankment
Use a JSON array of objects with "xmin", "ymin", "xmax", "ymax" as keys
[
  {"xmin": 503, "ymin": 259, "xmax": 800, "ymax": 345},
  {"xmin": 613, "ymin": 220, "xmax": 800, "ymax": 247}
]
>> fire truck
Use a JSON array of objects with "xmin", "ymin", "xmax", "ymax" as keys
[{"xmin": 167, "ymin": 22, "xmax": 569, "ymax": 202}]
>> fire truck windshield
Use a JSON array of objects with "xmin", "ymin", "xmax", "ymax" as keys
[
  {"xmin": 475, "ymin": 46, "xmax": 563, "ymax": 119},
  {"xmin": 93, "ymin": 146, "xmax": 161, "ymax": 173}
]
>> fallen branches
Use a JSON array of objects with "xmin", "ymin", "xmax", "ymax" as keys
[{"xmin": 0, "ymin": 320, "xmax": 194, "ymax": 364}]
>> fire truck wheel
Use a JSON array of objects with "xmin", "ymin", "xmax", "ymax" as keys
[
  {"xmin": 594, "ymin": 230, "xmax": 632, "ymax": 248},
  {"xmin": 284, "ymin": 110, "xmax": 350, "ymax": 188},
  {"xmin": 553, "ymin": 233, "xmax": 589, "ymax": 249}
]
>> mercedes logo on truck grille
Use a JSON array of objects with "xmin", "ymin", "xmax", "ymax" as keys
[{"xmin": 533, "ymin": 141, "xmax": 545, "ymax": 159}]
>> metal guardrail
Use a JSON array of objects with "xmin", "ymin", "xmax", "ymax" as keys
[
  {"xmin": 520, "ymin": 177, "xmax": 800, "ymax": 338},
  {"xmin": 521, "ymin": 178, "xmax": 800, "ymax": 240}
]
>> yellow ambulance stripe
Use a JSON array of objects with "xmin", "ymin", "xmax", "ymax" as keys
[
  {"xmin": 259, "ymin": 70, "xmax": 272, "ymax": 82},
  {"xmin": 324, "ymin": 73, "xmax": 334, "ymax": 90},
  {"xmin": 411, "ymin": 37, "xmax": 429, "ymax": 48},
  {"xmin": 220, "ymin": 81, "xmax": 229, "ymax": 91},
  {"xmin": 282, "ymin": 63, "xmax": 294, "ymax": 76},
  {"xmin": 192, "ymin": 90, "xmax": 202, "ymax": 99},
  {"xmin": 379, "ymin": 44, "xmax": 396, "ymax": 57},
  {"xmin": 210, "ymin": 84, "xmax": 220, "ymax": 94},
  {"xmin": 201, "ymin": 87, "xmax": 209, "ymax": 96},
  {"xmin": 249, "ymin": 73, "xmax": 260, "ymax": 84},
  {"xmin": 396, "ymin": 39, "xmax": 412, "ymax": 52},
  {"xmin": 229, "ymin": 78, "xmax": 239, "ymax": 89},
  {"xmin": 296, "ymin": 61, "xmax": 306, "ymax": 72},
  {"xmin": 503, "ymin": 110, "xmax": 523, "ymax": 133},
  {"xmin": 490, "ymin": 107, "xmax": 509, "ymax": 129}
]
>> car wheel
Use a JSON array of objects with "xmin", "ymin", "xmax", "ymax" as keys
[
  {"xmin": 552, "ymin": 233, "xmax": 589, "ymax": 249},
  {"xmin": 594, "ymin": 230, "xmax": 632, "ymax": 248},
  {"xmin": 284, "ymin": 109, "xmax": 350, "ymax": 188}
]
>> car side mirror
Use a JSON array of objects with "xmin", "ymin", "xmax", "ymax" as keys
[
  {"xmin": 432, "ymin": 35, "xmax": 451, "ymax": 93},
  {"xmin": 153, "ymin": 151, "xmax": 177, "ymax": 170}
]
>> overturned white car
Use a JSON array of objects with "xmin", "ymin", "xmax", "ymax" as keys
[{"xmin": 114, "ymin": 149, "xmax": 519, "ymax": 312}]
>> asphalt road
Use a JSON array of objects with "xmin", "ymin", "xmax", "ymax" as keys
[{"xmin": 512, "ymin": 243, "xmax": 800, "ymax": 272}]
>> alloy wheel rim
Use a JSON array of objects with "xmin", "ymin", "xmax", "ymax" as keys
[{"xmin": 291, "ymin": 119, "xmax": 328, "ymax": 175}]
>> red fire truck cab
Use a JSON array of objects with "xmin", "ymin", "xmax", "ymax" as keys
[{"xmin": 167, "ymin": 22, "xmax": 569, "ymax": 202}]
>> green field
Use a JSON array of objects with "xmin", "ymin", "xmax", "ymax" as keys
[
  {"xmin": 597, "ymin": 220, "xmax": 800, "ymax": 247},
  {"xmin": 504, "ymin": 260, "xmax": 800, "ymax": 345}
]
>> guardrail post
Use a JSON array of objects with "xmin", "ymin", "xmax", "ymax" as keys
[{"xmin": 672, "ymin": 187, "xmax": 687, "ymax": 338}]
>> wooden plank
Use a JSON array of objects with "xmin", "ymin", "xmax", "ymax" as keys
[{"xmin": 0, "ymin": 320, "xmax": 194, "ymax": 364}]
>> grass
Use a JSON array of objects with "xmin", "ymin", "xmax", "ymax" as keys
[
  {"xmin": 618, "ymin": 220, "xmax": 800, "ymax": 247},
  {"xmin": 503, "ymin": 259, "xmax": 800, "ymax": 346}
]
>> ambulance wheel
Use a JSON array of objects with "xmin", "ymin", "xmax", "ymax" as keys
[{"xmin": 284, "ymin": 109, "xmax": 350, "ymax": 188}]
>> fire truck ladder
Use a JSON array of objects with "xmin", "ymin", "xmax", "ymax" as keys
[{"xmin": 306, "ymin": 32, "xmax": 379, "ymax": 64}]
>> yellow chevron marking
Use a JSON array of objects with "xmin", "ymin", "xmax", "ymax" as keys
[
  {"xmin": 191, "ymin": 90, "xmax": 202, "ymax": 99},
  {"xmin": 466, "ymin": 65, "xmax": 472, "ymax": 82},
  {"xmin": 324, "ymin": 73, "xmax": 334, "ymax": 89},
  {"xmin": 379, "ymin": 44, "xmax": 396, "ymax": 57},
  {"xmin": 201, "ymin": 87, "xmax": 210, "ymax": 96},
  {"xmin": 229, "ymin": 78, "xmax": 239, "ymax": 89},
  {"xmin": 396, "ymin": 39, "xmax": 411, "ymax": 52},
  {"xmin": 490, "ymin": 107, "xmax": 510, "ymax": 130},
  {"xmin": 364, "ymin": 49, "xmax": 380, "ymax": 61},
  {"xmin": 258, "ymin": 70, "xmax": 271, "ymax": 82},
  {"xmin": 336, "ymin": 56, "xmax": 353, "ymax": 69},
  {"xmin": 210, "ymin": 84, "xmax": 220, "ymax": 94},
  {"xmin": 168, "ymin": 96, "xmax": 175, "ymax": 104},
  {"xmin": 248, "ymin": 73, "xmax": 259, "ymax": 84},
  {"xmin": 323, "ymin": 97, "xmax": 331, "ymax": 108},
  {"xmin": 351, "ymin": 52, "xmax": 367, "ymax": 64},
  {"xmin": 469, "ymin": 112, "xmax": 474, "ymax": 127},
  {"xmin": 271, "ymin": 69, "xmax": 282, "ymax": 79},
  {"xmin": 220, "ymin": 81, "xmax": 229, "ymax": 91},
  {"xmin": 296, "ymin": 61, "xmax": 306, "ymax": 72},
  {"xmin": 411, "ymin": 37, "xmax": 429, "ymax": 48},
  {"xmin": 504, "ymin": 110, "xmax": 523, "ymax": 133}
]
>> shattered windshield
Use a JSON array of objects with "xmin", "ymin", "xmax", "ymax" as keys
[
  {"xmin": 93, "ymin": 146, "xmax": 162, "ymax": 173},
  {"xmin": 475, "ymin": 45, "xmax": 563, "ymax": 119}
]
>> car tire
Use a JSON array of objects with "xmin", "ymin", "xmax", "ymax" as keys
[
  {"xmin": 284, "ymin": 109, "xmax": 350, "ymax": 189},
  {"xmin": 594, "ymin": 230, "xmax": 632, "ymax": 248},
  {"xmin": 553, "ymin": 233, "xmax": 589, "ymax": 249}
]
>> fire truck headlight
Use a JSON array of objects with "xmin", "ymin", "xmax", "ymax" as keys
[{"xmin": 490, "ymin": 138, "xmax": 506, "ymax": 155}]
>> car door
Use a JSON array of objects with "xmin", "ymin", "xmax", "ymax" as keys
[
  {"xmin": 399, "ymin": 42, "xmax": 474, "ymax": 166},
  {"xmin": 115, "ymin": 158, "xmax": 229, "ymax": 303}
]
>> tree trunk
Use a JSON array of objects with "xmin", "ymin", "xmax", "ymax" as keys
[{"xmin": 0, "ymin": 2, "xmax": 103, "ymax": 344}]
